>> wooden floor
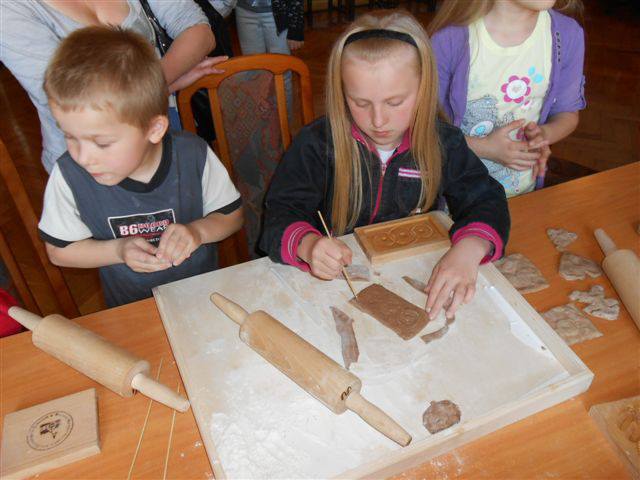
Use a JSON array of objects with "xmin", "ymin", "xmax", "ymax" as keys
[{"xmin": 0, "ymin": 0, "xmax": 637, "ymax": 316}]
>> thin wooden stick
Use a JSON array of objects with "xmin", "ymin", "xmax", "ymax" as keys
[
  {"xmin": 162, "ymin": 383, "xmax": 181, "ymax": 480},
  {"xmin": 128, "ymin": 357, "xmax": 164, "ymax": 480},
  {"xmin": 317, "ymin": 211, "xmax": 358, "ymax": 298}
]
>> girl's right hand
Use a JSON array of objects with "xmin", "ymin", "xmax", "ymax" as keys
[
  {"xmin": 119, "ymin": 237, "xmax": 171, "ymax": 273},
  {"xmin": 298, "ymin": 234, "xmax": 353, "ymax": 280},
  {"xmin": 478, "ymin": 119, "xmax": 542, "ymax": 171}
]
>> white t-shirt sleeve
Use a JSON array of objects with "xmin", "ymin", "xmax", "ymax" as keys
[
  {"xmin": 38, "ymin": 164, "xmax": 92, "ymax": 243},
  {"xmin": 201, "ymin": 146, "xmax": 241, "ymax": 216}
]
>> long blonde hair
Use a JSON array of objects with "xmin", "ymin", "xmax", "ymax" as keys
[
  {"xmin": 428, "ymin": 0, "xmax": 584, "ymax": 35},
  {"xmin": 326, "ymin": 10, "xmax": 442, "ymax": 235}
]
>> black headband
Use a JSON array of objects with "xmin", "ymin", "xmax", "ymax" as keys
[{"xmin": 344, "ymin": 29, "xmax": 418, "ymax": 48}]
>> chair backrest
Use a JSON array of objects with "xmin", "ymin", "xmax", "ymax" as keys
[
  {"xmin": 0, "ymin": 137, "xmax": 79, "ymax": 318},
  {"xmin": 178, "ymin": 54, "xmax": 315, "ymax": 267}
]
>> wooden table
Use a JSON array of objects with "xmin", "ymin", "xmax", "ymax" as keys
[{"xmin": 1, "ymin": 163, "xmax": 639, "ymax": 479}]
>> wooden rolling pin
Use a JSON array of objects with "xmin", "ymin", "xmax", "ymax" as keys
[
  {"xmin": 211, "ymin": 293, "xmax": 412, "ymax": 446},
  {"xmin": 594, "ymin": 228, "xmax": 640, "ymax": 329},
  {"xmin": 8, "ymin": 307, "xmax": 190, "ymax": 412}
]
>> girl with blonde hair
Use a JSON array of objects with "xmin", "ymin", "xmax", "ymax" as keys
[
  {"xmin": 429, "ymin": 0, "xmax": 586, "ymax": 196},
  {"xmin": 260, "ymin": 10, "xmax": 509, "ymax": 320}
]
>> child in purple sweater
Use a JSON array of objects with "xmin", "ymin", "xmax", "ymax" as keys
[{"xmin": 429, "ymin": 0, "xmax": 586, "ymax": 196}]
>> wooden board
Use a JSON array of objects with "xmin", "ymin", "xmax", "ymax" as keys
[
  {"xmin": 354, "ymin": 214, "xmax": 450, "ymax": 266},
  {"xmin": 153, "ymin": 212, "xmax": 593, "ymax": 479},
  {"xmin": 0, "ymin": 389, "xmax": 100, "ymax": 479},
  {"xmin": 589, "ymin": 395, "xmax": 640, "ymax": 479}
]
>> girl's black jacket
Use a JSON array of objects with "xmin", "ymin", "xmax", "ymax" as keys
[{"xmin": 259, "ymin": 116, "xmax": 510, "ymax": 265}]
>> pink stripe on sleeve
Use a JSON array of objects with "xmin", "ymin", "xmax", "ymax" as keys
[
  {"xmin": 280, "ymin": 221, "xmax": 321, "ymax": 271},
  {"xmin": 451, "ymin": 222, "xmax": 504, "ymax": 264}
]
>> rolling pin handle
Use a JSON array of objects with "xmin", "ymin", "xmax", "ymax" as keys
[
  {"xmin": 210, "ymin": 293, "xmax": 249, "ymax": 326},
  {"xmin": 131, "ymin": 373, "xmax": 190, "ymax": 412},
  {"xmin": 594, "ymin": 228, "xmax": 617, "ymax": 256},
  {"xmin": 345, "ymin": 391, "xmax": 412, "ymax": 447},
  {"xmin": 7, "ymin": 306, "xmax": 42, "ymax": 331}
]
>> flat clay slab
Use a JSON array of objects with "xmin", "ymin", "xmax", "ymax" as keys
[
  {"xmin": 421, "ymin": 316, "xmax": 455, "ymax": 344},
  {"xmin": 547, "ymin": 228, "xmax": 578, "ymax": 251},
  {"xmin": 541, "ymin": 303, "xmax": 603, "ymax": 346},
  {"xmin": 354, "ymin": 214, "xmax": 450, "ymax": 266},
  {"xmin": 350, "ymin": 284, "xmax": 430, "ymax": 340},
  {"xmin": 403, "ymin": 276, "xmax": 428, "ymax": 293},
  {"xmin": 330, "ymin": 306, "xmax": 360, "ymax": 369},
  {"xmin": 569, "ymin": 285, "xmax": 620, "ymax": 321},
  {"xmin": 494, "ymin": 253, "xmax": 550, "ymax": 294},
  {"xmin": 559, "ymin": 252, "xmax": 602, "ymax": 280}
]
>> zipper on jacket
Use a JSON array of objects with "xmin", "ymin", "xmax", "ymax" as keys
[{"xmin": 369, "ymin": 162, "xmax": 387, "ymax": 223}]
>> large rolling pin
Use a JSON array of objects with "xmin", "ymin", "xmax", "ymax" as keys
[
  {"xmin": 211, "ymin": 293, "xmax": 412, "ymax": 446},
  {"xmin": 594, "ymin": 228, "xmax": 640, "ymax": 329},
  {"xmin": 8, "ymin": 307, "xmax": 190, "ymax": 412}
]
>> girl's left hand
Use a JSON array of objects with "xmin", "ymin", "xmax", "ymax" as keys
[
  {"xmin": 424, "ymin": 236, "xmax": 492, "ymax": 320},
  {"xmin": 168, "ymin": 56, "xmax": 228, "ymax": 93},
  {"xmin": 156, "ymin": 223, "xmax": 202, "ymax": 267}
]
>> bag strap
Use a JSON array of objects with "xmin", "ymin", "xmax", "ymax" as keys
[{"xmin": 138, "ymin": 0, "xmax": 172, "ymax": 55}]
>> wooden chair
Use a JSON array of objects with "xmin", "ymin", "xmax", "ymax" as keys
[
  {"xmin": 178, "ymin": 53, "xmax": 315, "ymax": 267},
  {"xmin": 0, "ymin": 137, "xmax": 79, "ymax": 318}
]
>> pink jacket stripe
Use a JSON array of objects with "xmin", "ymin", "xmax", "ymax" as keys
[
  {"xmin": 280, "ymin": 221, "xmax": 321, "ymax": 271},
  {"xmin": 451, "ymin": 222, "xmax": 504, "ymax": 264}
]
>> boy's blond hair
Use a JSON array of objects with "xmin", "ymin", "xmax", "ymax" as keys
[
  {"xmin": 326, "ymin": 10, "xmax": 442, "ymax": 235},
  {"xmin": 44, "ymin": 26, "xmax": 168, "ymax": 129}
]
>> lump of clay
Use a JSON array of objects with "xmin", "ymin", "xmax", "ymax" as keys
[
  {"xmin": 584, "ymin": 299, "xmax": 620, "ymax": 321},
  {"xmin": 422, "ymin": 400, "xmax": 461, "ymax": 434},
  {"xmin": 403, "ymin": 276, "xmax": 427, "ymax": 294},
  {"xmin": 330, "ymin": 307, "xmax": 359, "ymax": 369},
  {"xmin": 559, "ymin": 252, "xmax": 602, "ymax": 280},
  {"xmin": 541, "ymin": 303, "xmax": 603, "ymax": 345},
  {"xmin": 350, "ymin": 284, "xmax": 430, "ymax": 340},
  {"xmin": 569, "ymin": 285, "xmax": 620, "ymax": 320},
  {"xmin": 547, "ymin": 228, "xmax": 578, "ymax": 251},
  {"xmin": 569, "ymin": 285, "xmax": 606, "ymax": 304},
  {"xmin": 494, "ymin": 253, "xmax": 549, "ymax": 294},
  {"xmin": 421, "ymin": 316, "xmax": 455, "ymax": 344}
]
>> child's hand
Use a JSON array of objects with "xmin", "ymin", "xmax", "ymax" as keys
[
  {"xmin": 424, "ymin": 236, "xmax": 491, "ymax": 320},
  {"xmin": 156, "ymin": 224, "xmax": 202, "ymax": 267},
  {"xmin": 483, "ymin": 119, "xmax": 541, "ymax": 171},
  {"xmin": 287, "ymin": 40, "xmax": 304, "ymax": 51},
  {"xmin": 119, "ymin": 237, "xmax": 171, "ymax": 273},
  {"xmin": 524, "ymin": 122, "xmax": 551, "ymax": 179},
  {"xmin": 298, "ymin": 234, "xmax": 353, "ymax": 280}
]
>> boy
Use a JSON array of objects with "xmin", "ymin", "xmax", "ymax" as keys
[{"xmin": 38, "ymin": 26, "xmax": 243, "ymax": 307}]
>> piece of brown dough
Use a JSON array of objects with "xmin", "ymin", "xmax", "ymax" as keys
[
  {"xmin": 339, "ymin": 264, "xmax": 370, "ymax": 282},
  {"xmin": 494, "ymin": 253, "xmax": 549, "ymax": 294},
  {"xmin": 402, "ymin": 276, "xmax": 427, "ymax": 293},
  {"xmin": 569, "ymin": 285, "xmax": 606, "ymax": 304},
  {"xmin": 584, "ymin": 298, "xmax": 620, "ymax": 321},
  {"xmin": 422, "ymin": 400, "xmax": 461, "ymax": 434},
  {"xmin": 569, "ymin": 285, "xmax": 620, "ymax": 320},
  {"xmin": 330, "ymin": 307, "xmax": 360, "ymax": 369},
  {"xmin": 541, "ymin": 303, "xmax": 603, "ymax": 345},
  {"xmin": 420, "ymin": 316, "xmax": 455, "ymax": 344},
  {"xmin": 547, "ymin": 228, "xmax": 578, "ymax": 251},
  {"xmin": 559, "ymin": 252, "xmax": 602, "ymax": 281},
  {"xmin": 350, "ymin": 284, "xmax": 430, "ymax": 340}
]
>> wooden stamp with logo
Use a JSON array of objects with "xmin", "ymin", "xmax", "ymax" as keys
[{"xmin": 0, "ymin": 389, "xmax": 100, "ymax": 479}]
